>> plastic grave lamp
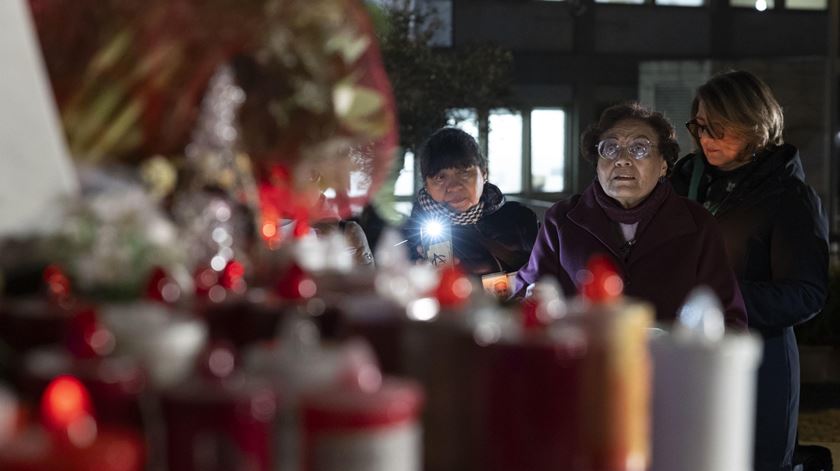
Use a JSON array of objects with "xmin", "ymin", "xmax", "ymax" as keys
[{"xmin": 41, "ymin": 375, "xmax": 97, "ymax": 448}]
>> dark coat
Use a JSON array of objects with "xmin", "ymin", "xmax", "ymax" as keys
[
  {"xmin": 672, "ymin": 144, "xmax": 829, "ymax": 471},
  {"xmin": 403, "ymin": 183, "xmax": 539, "ymax": 276},
  {"xmin": 514, "ymin": 181, "xmax": 748, "ymax": 328}
]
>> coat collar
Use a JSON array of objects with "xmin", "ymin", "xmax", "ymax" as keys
[
  {"xmin": 672, "ymin": 144, "xmax": 803, "ymax": 217},
  {"xmin": 568, "ymin": 183, "xmax": 698, "ymax": 263}
]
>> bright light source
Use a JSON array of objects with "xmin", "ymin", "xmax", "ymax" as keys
[
  {"xmin": 423, "ymin": 220, "xmax": 444, "ymax": 238},
  {"xmin": 755, "ymin": 0, "xmax": 767, "ymax": 10},
  {"xmin": 407, "ymin": 297, "xmax": 440, "ymax": 321}
]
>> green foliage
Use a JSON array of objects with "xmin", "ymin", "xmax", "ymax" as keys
[
  {"xmin": 367, "ymin": 1, "xmax": 513, "ymax": 224},
  {"xmin": 374, "ymin": 2, "xmax": 513, "ymax": 153}
]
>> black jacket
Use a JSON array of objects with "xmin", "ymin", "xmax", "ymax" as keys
[
  {"xmin": 403, "ymin": 183, "xmax": 539, "ymax": 276},
  {"xmin": 672, "ymin": 144, "xmax": 829, "ymax": 471}
]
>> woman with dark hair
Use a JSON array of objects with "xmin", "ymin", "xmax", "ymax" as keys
[
  {"xmin": 515, "ymin": 102, "xmax": 747, "ymax": 327},
  {"xmin": 671, "ymin": 70, "xmax": 829, "ymax": 471},
  {"xmin": 403, "ymin": 127, "xmax": 539, "ymax": 280}
]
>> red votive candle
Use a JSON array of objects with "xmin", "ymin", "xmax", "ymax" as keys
[
  {"xmin": 0, "ymin": 375, "xmax": 144, "ymax": 471},
  {"xmin": 301, "ymin": 377, "xmax": 423, "ymax": 471}
]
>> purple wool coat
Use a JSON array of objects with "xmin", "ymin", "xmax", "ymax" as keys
[{"xmin": 515, "ymin": 182, "xmax": 748, "ymax": 329}]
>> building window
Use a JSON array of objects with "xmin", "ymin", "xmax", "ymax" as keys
[
  {"xmin": 488, "ymin": 110, "xmax": 524, "ymax": 193},
  {"xmin": 655, "ymin": 0, "xmax": 704, "ymax": 6},
  {"xmin": 594, "ymin": 0, "xmax": 646, "ymax": 4},
  {"xmin": 393, "ymin": 201, "xmax": 414, "ymax": 218},
  {"xmin": 446, "ymin": 107, "xmax": 568, "ymax": 196},
  {"xmin": 785, "ymin": 0, "xmax": 826, "ymax": 9},
  {"xmin": 730, "ymin": 0, "xmax": 773, "ymax": 10},
  {"xmin": 531, "ymin": 108, "xmax": 566, "ymax": 193},
  {"xmin": 394, "ymin": 150, "xmax": 415, "ymax": 197},
  {"xmin": 391, "ymin": 107, "xmax": 568, "ymax": 207}
]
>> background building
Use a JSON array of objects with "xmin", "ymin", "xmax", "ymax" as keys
[{"xmin": 388, "ymin": 0, "xmax": 839, "ymax": 235}]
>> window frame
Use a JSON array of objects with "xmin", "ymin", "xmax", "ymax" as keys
[{"xmin": 393, "ymin": 106, "xmax": 571, "ymax": 201}]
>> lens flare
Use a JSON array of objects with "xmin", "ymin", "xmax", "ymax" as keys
[{"xmin": 423, "ymin": 220, "xmax": 444, "ymax": 238}]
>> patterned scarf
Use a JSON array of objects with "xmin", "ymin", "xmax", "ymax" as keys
[{"xmin": 417, "ymin": 187, "xmax": 485, "ymax": 225}]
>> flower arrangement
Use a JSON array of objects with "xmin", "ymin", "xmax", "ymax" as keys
[
  {"xmin": 45, "ymin": 172, "xmax": 185, "ymax": 299},
  {"xmin": 22, "ymin": 0, "xmax": 399, "ymax": 294},
  {"xmin": 30, "ymin": 0, "xmax": 397, "ymax": 218}
]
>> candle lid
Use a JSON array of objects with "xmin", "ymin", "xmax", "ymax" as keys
[
  {"xmin": 25, "ymin": 348, "xmax": 145, "ymax": 392},
  {"xmin": 674, "ymin": 286, "xmax": 725, "ymax": 342},
  {"xmin": 100, "ymin": 302, "xmax": 207, "ymax": 388}
]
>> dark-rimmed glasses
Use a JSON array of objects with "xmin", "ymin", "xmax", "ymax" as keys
[
  {"xmin": 685, "ymin": 119, "xmax": 724, "ymax": 140},
  {"xmin": 596, "ymin": 138, "xmax": 657, "ymax": 160}
]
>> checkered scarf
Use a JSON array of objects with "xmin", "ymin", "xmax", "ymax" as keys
[{"xmin": 417, "ymin": 187, "xmax": 485, "ymax": 225}]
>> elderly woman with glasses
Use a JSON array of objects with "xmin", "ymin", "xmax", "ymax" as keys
[
  {"xmin": 671, "ymin": 71, "xmax": 829, "ymax": 471},
  {"xmin": 515, "ymin": 102, "xmax": 747, "ymax": 328}
]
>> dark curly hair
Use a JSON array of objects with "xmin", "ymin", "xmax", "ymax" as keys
[
  {"xmin": 580, "ymin": 102, "xmax": 680, "ymax": 173},
  {"xmin": 419, "ymin": 127, "xmax": 488, "ymax": 180}
]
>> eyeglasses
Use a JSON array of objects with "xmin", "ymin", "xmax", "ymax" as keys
[
  {"xmin": 685, "ymin": 119, "xmax": 724, "ymax": 140},
  {"xmin": 596, "ymin": 138, "xmax": 657, "ymax": 160}
]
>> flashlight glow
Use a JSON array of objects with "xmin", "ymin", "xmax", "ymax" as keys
[{"xmin": 423, "ymin": 220, "xmax": 444, "ymax": 238}]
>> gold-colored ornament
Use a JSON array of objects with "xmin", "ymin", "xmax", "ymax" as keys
[{"xmin": 140, "ymin": 155, "xmax": 178, "ymax": 201}]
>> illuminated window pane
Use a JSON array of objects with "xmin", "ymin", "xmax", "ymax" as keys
[
  {"xmin": 531, "ymin": 109, "xmax": 566, "ymax": 193},
  {"xmin": 655, "ymin": 0, "xmax": 703, "ymax": 5},
  {"xmin": 394, "ymin": 151, "xmax": 415, "ymax": 196},
  {"xmin": 594, "ymin": 0, "xmax": 645, "ymax": 4},
  {"xmin": 447, "ymin": 109, "xmax": 479, "ymax": 140},
  {"xmin": 349, "ymin": 170, "xmax": 369, "ymax": 198},
  {"xmin": 786, "ymin": 0, "xmax": 826, "ymax": 9},
  {"xmin": 488, "ymin": 110, "xmax": 523, "ymax": 194},
  {"xmin": 730, "ymin": 0, "xmax": 774, "ymax": 10},
  {"xmin": 393, "ymin": 201, "xmax": 413, "ymax": 218}
]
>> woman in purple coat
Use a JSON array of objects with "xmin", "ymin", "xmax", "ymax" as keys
[{"xmin": 515, "ymin": 102, "xmax": 747, "ymax": 328}]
